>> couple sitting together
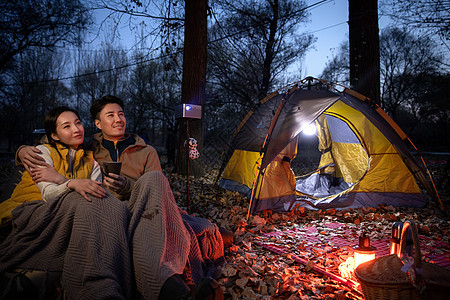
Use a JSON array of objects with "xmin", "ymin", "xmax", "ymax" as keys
[{"xmin": 0, "ymin": 96, "xmax": 231, "ymax": 299}]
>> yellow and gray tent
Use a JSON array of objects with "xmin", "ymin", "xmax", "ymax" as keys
[{"xmin": 216, "ymin": 78, "xmax": 438, "ymax": 214}]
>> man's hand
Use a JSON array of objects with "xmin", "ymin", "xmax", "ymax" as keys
[
  {"xmin": 30, "ymin": 164, "xmax": 67, "ymax": 184},
  {"xmin": 18, "ymin": 146, "xmax": 46, "ymax": 172},
  {"xmin": 67, "ymin": 179, "xmax": 106, "ymax": 201},
  {"xmin": 102, "ymin": 173, "xmax": 127, "ymax": 193}
]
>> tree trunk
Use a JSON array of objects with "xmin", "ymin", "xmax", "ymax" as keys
[
  {"xmin": 177, "ymin": 0, "xmax": 207, "ymax": 176},
  {"xmin": 259, "ymin": 0, "xmax": 278, "ymax": 100},
  {"xmin": 348, "ymin": 0, "xmax": 380, "ymax": 104}
]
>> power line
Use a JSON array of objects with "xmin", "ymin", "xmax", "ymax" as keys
[
  {"xmin": 208, "ymin": 0, "xmax": 332, "ymax": 44},
  {"xmin": 308, "ymin": 21, "xmax": 347, "ymax": 34},
  {"xmin": 62, "ymin": 1, "xmax": 335, "ymax": 53},
  {"xmin": 4, "ymin": 0, "xmax": 343, "ymax": 87},
  {"xmin": 4, "ymin": 51, "xmax": 179, "ymax": 86}
]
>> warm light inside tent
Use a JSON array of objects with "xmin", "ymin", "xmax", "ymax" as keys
[{"xmin": 303, "ymin": 123, "xmax": 317, "ymax": 135}]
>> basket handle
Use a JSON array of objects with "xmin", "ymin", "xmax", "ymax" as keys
[{"xmin": 399, "ymin": 221, "xmax": 423, "ymax": 287}]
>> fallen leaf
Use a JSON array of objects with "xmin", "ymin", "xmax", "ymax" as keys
[
  {"xmin": 236, "ymin": 277, "xmax": 249, "ymax": 288},
  {"xmin": 222, "ymin": 264, "xmax": 237, "ymax": 277}
]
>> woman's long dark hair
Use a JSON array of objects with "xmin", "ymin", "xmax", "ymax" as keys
[{"xmin": 44, "ymin": 106, "xmax": 87, "ymax": 156}]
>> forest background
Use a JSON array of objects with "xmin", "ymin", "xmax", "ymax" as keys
[
  {"xmin": 1, "ymin": 2, "xmax": 449, "ymax": 298},
  {"xmin": 0, "ymin": 0, "xmax": 448, "ymax": 172}
]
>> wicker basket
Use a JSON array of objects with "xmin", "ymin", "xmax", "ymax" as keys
[{"xmin": 355, "ymin": 221, "xmax": 450, "ymax": 300}]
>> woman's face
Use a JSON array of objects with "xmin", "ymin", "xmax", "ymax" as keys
[{"xmin": 51, "ymin": 111, "xmax": 85, "ymax": 149}]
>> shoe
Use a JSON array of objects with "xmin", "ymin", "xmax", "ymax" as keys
[
  {"xmin": 0, "ymin": 271, "xmax": 39, "ymax": 300},
  {"xmin": 158, "ymin": 274, "xmax": 191, "ymax": 300},
  {"xmin": 218, "ymin": 227, "xmax": 234, "ymax": 249},
  {"xmin": 192, "ymin": 277, "xmax": 223, "ymax": 300}
]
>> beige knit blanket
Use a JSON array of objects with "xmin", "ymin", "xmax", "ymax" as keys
[{"xmin": 126, "ymin": 171, "xmax": 191, "ymax": 299}]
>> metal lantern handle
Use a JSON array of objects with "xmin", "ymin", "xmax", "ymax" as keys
[{"xmin": 399, "ymin": 221, "xmax": 424, "ymax": 289}]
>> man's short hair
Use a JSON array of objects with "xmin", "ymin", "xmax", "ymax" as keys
[{"xmin": 90, "ymin": 95, "xmax": 124, "ymax": 120}]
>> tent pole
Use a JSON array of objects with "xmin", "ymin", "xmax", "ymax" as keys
[
  {"xmin": 247, "ymin": 95, "xmax": 288, "ymax": 219},
  {"xmin": 407, "ymin": 138, "xmax": 444, "ymax": 211},
  {"xmin": 259, "ymin": 96, "xmax": 287, "ymax": 168},
  {"xmin": 247, "ymin": 160, "xmax": 263, "ymax": 220}
]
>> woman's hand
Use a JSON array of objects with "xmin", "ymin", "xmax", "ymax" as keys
[
  {"xmin": 67, "ymin": 179, "xmax": 107, "ymax": 201},
  {"xmin": 102, "ymin": 173, "xmax": 127, "ymax": 193},
  {"xmin": 30, "ymin": 164, "xmax": 67, "ymax": 184}
]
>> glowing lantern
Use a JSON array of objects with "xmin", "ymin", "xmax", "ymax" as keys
[
  {"xmin": 303, "ymin": 122, "xmax": 317, "ymax": 135},
  {"xmin": 353, "ymin": 232, "xmax": 377, "ymax": 270}
]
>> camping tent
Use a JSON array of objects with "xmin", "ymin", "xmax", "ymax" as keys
[{"xmin": 216, "ymin": 77, "xmax": 438, "ymax": 214}]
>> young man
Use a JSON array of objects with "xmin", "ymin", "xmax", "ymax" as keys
[
  {"xmin": 17, "ymin": 95, "xmax": 227, "ymax": 299},
  {"xmin": 89, "ymin": 96, "xmax": 162, "ymax": 200}
]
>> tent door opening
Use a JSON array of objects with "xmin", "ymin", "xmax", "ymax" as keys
[{"xmin": 292, "ymin": 113, "xmax": 369, "ymax": 201}]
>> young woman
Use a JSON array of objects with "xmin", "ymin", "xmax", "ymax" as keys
[
  {"xmin": 0, "ymin": 107, "xmax": 132, "ymax": 299},
  {"xmin": 0, "ymin": 107, "xmax": 105, "ymax": 226}
]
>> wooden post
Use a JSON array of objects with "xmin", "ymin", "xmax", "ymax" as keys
[
  {"xmin": 348, "ymin": 0, "xmax": 380, "ymax": 104},
  {"xmin": 177, "ymin": 0, "xmax": 207, "ymax": 176}
]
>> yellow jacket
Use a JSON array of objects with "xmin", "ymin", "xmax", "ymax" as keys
[{"xmin": 0, "ymin": 143, "xmax": 94, "ymax": 226}]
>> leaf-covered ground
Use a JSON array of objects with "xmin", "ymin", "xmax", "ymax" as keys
[
  {"xmin": 0, "ymin": 159, "xmax": 448, "ymax": 299},
  {"xmin": 165, "ymin": 162, "xmax": 450, "ymax": 300}
]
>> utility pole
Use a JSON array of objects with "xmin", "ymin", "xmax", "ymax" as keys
[{"xmin": 348, "ymin": 0, "xmax": 380, "ymax": 104}]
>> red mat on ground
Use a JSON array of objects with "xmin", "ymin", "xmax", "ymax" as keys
[{"xmin": 259, "ymin": 222, "xmax": 450, "ymax": 270}]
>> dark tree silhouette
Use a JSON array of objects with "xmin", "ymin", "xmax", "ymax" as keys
[
  {"xmin": 381, "ymin": 0, "xmax": 450, "ymax": 50},
  {"xmin": 348, "ymin": 0, "xmax": 380, "ymax": 104},
  {"xmin": 178, "ymin": 0, "xmax": 208, "ymax": 176},
  {"xmin": 0, "ymin": 0, "xmax": 91, "ymax": 73}
]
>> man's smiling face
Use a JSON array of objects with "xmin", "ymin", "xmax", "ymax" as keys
[{"xmin": 95, "ymin": 103, "xmax": 127, "ymax": 141}]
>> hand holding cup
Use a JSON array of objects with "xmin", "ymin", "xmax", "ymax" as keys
[{"xmin": 101, "ymin": 162, "xmax": 122, "ymax": 177}]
